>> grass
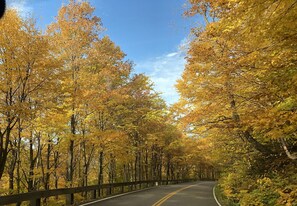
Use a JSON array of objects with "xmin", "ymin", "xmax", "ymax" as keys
[{"xmin": 214, "ymin": 185, "xmax": 239, "ymax": 206}]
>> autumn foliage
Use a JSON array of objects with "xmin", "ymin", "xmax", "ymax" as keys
[
  {"xmin": 177, "ymin": 0, "xmax": 297, "ymax": 205},
  {"xmin": 1, "ymin": 0, "xmax": 295, "ymax": 205},
  {"xmin": 0, "ymin": 1, "xmax": 209, "ymax": 203}
]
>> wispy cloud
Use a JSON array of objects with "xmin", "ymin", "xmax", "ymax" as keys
[
  {"xmin": 135, "ymin": 38, "xmax": 190, "ymax": 105},
  {"xmin": 7, "ymin": 0, "xmax": 33, "ymax": 18},
  {"xmin": 166, "ymin": 52, "xmax": 178, "ymax": 57}
]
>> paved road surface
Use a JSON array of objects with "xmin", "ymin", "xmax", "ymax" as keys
[{"xmin": 81, "ymin": 181, "xmax": 219, "ymax": 206}]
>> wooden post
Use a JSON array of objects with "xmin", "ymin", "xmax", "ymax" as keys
[
  {"xmin": 92, "ymin": 189, "xmax": 97, "ymax": 199},
  {"xmin": 98, "ymin": 188, "xmax": 101, "ymax": 198},
  {"xmin": 30, "ymin": 198, "xmax": 41, "ymax": 206},
  {"xmin": 66, "ymin": 193, "xmax": 74, "ymax": 205}
]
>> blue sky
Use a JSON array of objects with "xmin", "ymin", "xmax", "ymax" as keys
[{"xmin": 7, "ymin": 0, "xmax": 201, "ymax": 105}]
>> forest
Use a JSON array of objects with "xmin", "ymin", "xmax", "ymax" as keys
[{"xmin": 0, "ymin": 0, "xmax": 296, "ymax": 206}]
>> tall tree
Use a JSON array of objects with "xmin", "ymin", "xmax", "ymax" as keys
[
  {"xmin": 47, "ymin": 0, "xmax": 102, "ymax": 187},
  {"xmin": 0, "ymin": 10, "xmax": 57, "ymax": 181}
]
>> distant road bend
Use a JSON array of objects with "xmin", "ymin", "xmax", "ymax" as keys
[{"xmin": 81, "ymin": 181, "xmax": 219, "ymax": 206}]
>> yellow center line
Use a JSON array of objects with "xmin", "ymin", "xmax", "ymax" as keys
[{"xmin": 152, "ymin": 184, "xmax": 196, "ymax": 206}]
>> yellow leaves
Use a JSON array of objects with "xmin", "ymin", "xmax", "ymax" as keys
[
  {"xmin": 256, "ymin": 177, "xmax": 272, "ymax": 188},
  {"xmin": 277, "ymin": 186, "xmax": 297, "ymax": 206},
  {"xmin": 178, "ymin": 0, "xmax": 297, "ymax": 154},
  {"xmin": 276, "ymin": 97, "xmax": 297, "ymax": 111},
  {"xmin": 222, "ymin": 25, "xmax": 236, "ymax": 33}
]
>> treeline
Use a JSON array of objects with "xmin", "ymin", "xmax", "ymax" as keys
[
  {"xmin": 177, "ymin": 0, "xmax": 297, "ymax": 205},
  {"xmin": 0, "ymin": 1, "xmax": 209, "ymax": 198}
]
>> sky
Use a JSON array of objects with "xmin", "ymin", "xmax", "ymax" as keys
[{"xmin": 6, "ymin": 0, "xmax": 201, "ymax": 105}]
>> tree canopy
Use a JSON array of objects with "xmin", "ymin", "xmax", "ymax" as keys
[{"xmin": 176, "ymin": 0, "xmax": 297, "ymax": 205}]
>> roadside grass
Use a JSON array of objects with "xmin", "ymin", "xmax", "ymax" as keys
[{"xmin": 214, "ymin": 185, "xmax": 239, "ymax": 206}]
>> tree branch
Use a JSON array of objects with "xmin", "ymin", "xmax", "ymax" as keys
[{"xmin": 280, "ymin": 138, "xmax": 297, "ymax": 160}]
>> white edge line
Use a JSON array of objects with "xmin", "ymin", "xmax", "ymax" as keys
[
  {"xmin": 213, "ymin": 185, "xmax": 222, "ymax": 206},
  {"xmin": 80, "ymin": 187, "xmax": 154, "ymax": 206}
]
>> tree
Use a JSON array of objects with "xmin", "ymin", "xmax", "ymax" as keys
[
  {"xmin": 178, "ymin": 0, "xmax": 297, "ymax": 204},
  {"xmin": 0, "ymin": 10, "xmax": 58, "ymax": 182},
  {"xmin": 178, "ymin": 0, "xmax": 297, "ymax": 158},
  {"xmin": 47, "ymin": 0, "xmax": 102, "ymax": 188}
]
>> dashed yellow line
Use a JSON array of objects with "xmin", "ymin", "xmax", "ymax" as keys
[{"xmin": 152, "ymin": 184, "xmax": 196, "ymax": 206}]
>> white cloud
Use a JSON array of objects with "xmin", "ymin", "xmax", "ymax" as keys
[
  {"xmin": 135, "ymin": 38, "xmax": 190, "ymax": 105},
  {"xmin": 7, "ymin": 0, "xmax": 33, "ymax": 18},
  {"xmin": 166, "ymin": 52, "xmax": 178, "ymax": 57}
]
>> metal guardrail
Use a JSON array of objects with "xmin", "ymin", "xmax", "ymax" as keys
[{"xmin": 0, "ymin": 179, "xmax": 195, "ymax": 206}]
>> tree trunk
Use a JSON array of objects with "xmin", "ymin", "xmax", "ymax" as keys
[
  {"xmin": 54, "ymin": 150, "xmax": 59, "ymax": 200},
  {"xmin": 54, "ymin": 151, "xmax": 59, "ymax": 189},
  {"xmin": 227, "ymin": 81, "xmax": 272, "ymax": 155},
  {"xmin": 28, "ymin": 136, "xmax": 35, "ymax": 192},
  {"xmin": 145, "ymin": 147, "xmax": 149, "ymax": 181},
  {"xmin": 158, "ymin": 149, "xmax": 163, "ymax": 181},
  {"xmin": 0, "ymin": 126, "xmax": 12, "ymax": 180},
  {"xmin": 97, "ymin": 150, "xmax": 104, "ymax": 197},
  {"xmin": 138, "ymin": 151, "xmax": 141, "ymax": 181},
  {"xmin": 8, "ymin": 147, "xmax": 17, "ymax": 193},
  {"xmin": 16, "ymin": 120, "xmax": 22, "ymax": 195},
  {"xmin": 166, "ymin": 156, "xmax": 170, "ymax": 183},
  {"xmin": 67, "ymin": 114, "xmax": 76, "ymax": 188},
  {"xmin": 45, "ymin": 138, "xmax": 51, "ymax": 190}
]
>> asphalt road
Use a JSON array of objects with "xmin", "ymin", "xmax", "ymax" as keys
[{"xmin": 81, "ymin": 181, "xmax": 219, "ymax": 206}]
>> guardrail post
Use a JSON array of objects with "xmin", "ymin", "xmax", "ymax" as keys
[
  {"xmin": 66, "ymin": 193, "xmax": 74, "ymax": 205},
  {"xmin": 98, "ymin": 188, "xmax": 101, "ymax": 197},
  {"xmin": 30, "ymin": 198, "xmax": 41, "ymax": 206},
  {"xmin": 92, "ymin": 189, "xmax": 97, "ymax": 199},
  {"xmin": 109, "ymin": 185, "xmax": 112, "ymax": 195}
]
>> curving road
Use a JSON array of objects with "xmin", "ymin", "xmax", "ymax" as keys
[{"xmin": 81, "ymin": 181, "xmax": 219, "ymax": 206}]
